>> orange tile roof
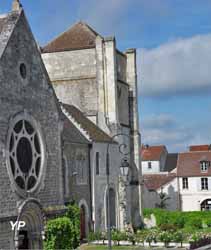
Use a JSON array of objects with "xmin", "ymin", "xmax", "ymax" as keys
[
  {"xmin": 177, "ymin": 151, "xmax": 211, "ymax": 177},
  {"xmin": 141, "ymin": 145, "xmax": 166, "ymax": 161},
  {"xmin": 189, "ymin": 145, "xmax": 211, "ymax": 152}
]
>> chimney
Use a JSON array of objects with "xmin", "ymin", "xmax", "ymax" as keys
[{"xmin": 12, "ymin": 0, "xmax": 22, "ymax": 12}]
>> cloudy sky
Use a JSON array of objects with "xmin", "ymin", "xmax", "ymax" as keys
[{"xmin": 2, "ymin": 0, "xmax": 211, "ymax": 152}]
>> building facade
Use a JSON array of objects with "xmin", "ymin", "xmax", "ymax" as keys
[
  {"xmin": 0, "ymin": 1, "xmax": 93, "ymax": 248},
  {"xmin": 0, "ymin": 5, "xmax": 65, "ymax": 249},
  {"xmin": 42, "ymin": 22, "xmax": 142, "ymax": 229},
  {"xmin": 141, "ymin": 145, "xmax": 168, "ymax": 174},
  {"xmin": 143, "ymin": 144, "xmax": 211, "ymax": 212}
]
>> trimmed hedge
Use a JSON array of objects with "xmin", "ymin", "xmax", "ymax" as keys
[{"xmin": 144, "ymin": 208, "xmax": 211, "ymax": 229}]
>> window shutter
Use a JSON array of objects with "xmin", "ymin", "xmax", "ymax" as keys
[
  {"xmin": 197, "ymin": 178, "xmax": 202, "ymax": 191},
  {"xmin": 208, "ymin": 178, "xmax": 211, "ymax": 191}
]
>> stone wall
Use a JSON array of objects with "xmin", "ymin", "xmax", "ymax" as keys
[
  {"xmin": 0, "ymin": 11, "xmax": 63, "ymax": 248},
  {"xmin": 63, "ymin": 142, "xmax": 92, "ymax": 228},
  {"xmin": 53, "ymin": 78, "xmax": 97, "ymax": 116},
  {"xmin": 42, "ymin": 49, "xmax": 96, "ymax": 81}
]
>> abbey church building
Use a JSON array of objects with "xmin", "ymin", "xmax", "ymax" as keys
[{"xmin": 0, "ymin": 1, "xmax": 142, "ymax": 249}]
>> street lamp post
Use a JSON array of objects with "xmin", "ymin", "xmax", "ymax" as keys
[{"xmin": 106, "ymin": 133, "xmax": 130, "ymax": 250}]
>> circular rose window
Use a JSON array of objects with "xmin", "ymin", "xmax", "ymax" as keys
[{"xmin": 7, "ymin": 114, "xmax": 45, "ymax": 196}]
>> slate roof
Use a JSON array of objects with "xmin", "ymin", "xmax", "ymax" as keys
[
  {"xmin": 0, "ymin": 16, "xmax": 7, "ymax": 34},
  {"xmin": 61, "ymin": 103, "xmax": 114, "ymax": 143},
  {"xmin": 42, "ymin": 22, "xmax": 101, "ymax": 53},
  {"xmin": 163, "ymin": 153, "xmax": 178, "ymax": 172},
  {"xmin": 141, "ymin": 145, "xmax": 167, "ymax": 161},
  {"xmin": 144, "ymin": 173, "xmax": 176, "ymax": 191},
  {"xmin": 177, "ymin": 151, "xmax": 211, "ymax": 177},
  {"xmin": 61, "ymin": 113, "xmax": 90, "ymax": 144},
  {"xmin": 0, "ymin": 11, "xmax": 21, "ymax": 58}
]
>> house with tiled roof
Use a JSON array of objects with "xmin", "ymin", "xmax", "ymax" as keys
[
  {"xmin": 142, "ymin": 173, "xmax": 179, "ymax": 210},
  {"xmin": 143, "ymin": 144, "xmax": 211, "ymax": 212},
  {"xmin": 177, "ymin": 147, "xmax": 211, "ymax": 211},
  {"xmin": 141, "ymin": 145, "xmax": 169, "ymax": 173}
]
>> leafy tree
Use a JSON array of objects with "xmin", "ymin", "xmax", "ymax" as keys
[{"xmin": 155, "ymin": 190, "xmax": 171, "ymax": 209}]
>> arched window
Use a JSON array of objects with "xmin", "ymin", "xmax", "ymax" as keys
[{"xmin": 201, "ymin": 199, "xmax": 211, "ymax": 211}]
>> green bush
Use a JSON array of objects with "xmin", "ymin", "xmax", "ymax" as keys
[
  {"xmin": 159, "ymin": 224, "xmax": 178, "ymax": 232},
  {"xmin": 143, "ymin": 208, "xmax": 211, "ymax": 230},
  {"xmin": 44, "ymin": 217, "xmax": 77, "ymax": 250},
  {"xmin": 65, "ymin": 203, "xmax": 80, "ymax": 248},
  {"xmin": 159, "ymin": 231, "xmax": 172, "ymax": 247},
  {"xmin": 111, "ymin": 229, "xmax": 126, "ymax": 246},
  {"xmin": 204, "ymin": 219, "xmax": 211, "ymax": 228},
  {"xmin": 135, "ymin": 230, "xmax": 148, "ymax": 246},
  {"xmin": 186, "ymin": 217, "xmax": 202, "ymax": 229},
  {"xmin": 87, "ymin": 231, "xmax": 101, "ymax": 243},
  {"xmin": 145, "ymin": 229, "xmax": 157, "ymax": 246},
  {"xmin": 173, "ymin": 231, "xmax": 187, "ymax": 247}
]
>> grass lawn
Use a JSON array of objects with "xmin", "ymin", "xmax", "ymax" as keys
[{"xmin": 79, "ymin": 244, "xmax": 186, "ymax": 250}]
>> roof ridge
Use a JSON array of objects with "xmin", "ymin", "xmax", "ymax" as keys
[
  {"xmin": 42, "ymin": 20, "xmax": 102, "ymax": 53},
  {"xmin": 61, "ymin": 103, "xmax": 114, "ymax": 143},
  {"xmin": 61, "ymin": 104, "xmax": 91, "ymax": 142}
]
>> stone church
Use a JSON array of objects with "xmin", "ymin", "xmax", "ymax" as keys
[{"xmin": 0, "ymin": 0, "xmax": 142, "ymax": 249}]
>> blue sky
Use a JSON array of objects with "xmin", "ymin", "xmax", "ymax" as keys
[{"xmin": 2, "ymin": 0, "xmax": 211, "ymax": 152}]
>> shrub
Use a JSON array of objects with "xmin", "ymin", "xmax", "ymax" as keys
[
  {"xmin": 111, "ymin": 229, "xmax": 126, "ymax": 246},
  {"xmin": 127, "ymin": 232, "xmax": 136, "ymax": 245},
  {"xmin": 159, "ymin": 231, "xmax": 172, "ymax": 247},
  {"xmin": 44, "ymin": 217, "xmax": 76, "ymax": 250},
  {"xmin": 135, "ymin": 230, "xmax": 148, "ymax": 246},
  {"xmin": 145, "ymin": 229, "xmax": 157, "ymax": 246},
  {"xmin": 173, "ymin": 231, "xmax": 186, "ymax": 247},
  {"xmin": 87, "ymin": 231, "xmax": 101, "ymax": 243},
  {"xmin": 65, "ymin": 203, "xmax": 80, "ymax": 248},
  {"xmin": 172, "ymin": 214, "xmax": 185, "ymax": 229},
  {"xmin": 159, "ymin": 223, "xmax": 177, "ymax": 232},
  {"xmin": 101, "ymin": 231, "xmax": 107, "ymax": 245},
  {"xmin": 186, "ymin": 217, "xmax": 202, "ymax": 229},
  {"xmin": 204, "ymin": 219, "xmax": 211, "ymax": 228}
]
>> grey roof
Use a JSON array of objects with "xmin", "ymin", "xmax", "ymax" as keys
[
  {"xmin": 163, "ymin": 153, "xmax": 178, "ymax": 172},
  {"xmin": 61, "ymin": 103, "xmax": 114, "ymax": 143},
  {"xmin": 0, "ymin": 11, "xmax": 21, "ymax": 58},
  {"xmin": 61, "ymin": 113, "xmax": 90, "ymax": 145}
]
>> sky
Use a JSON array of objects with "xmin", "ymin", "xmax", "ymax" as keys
[{"xmin": 2, "ymin": 0, "xmax": 211, "ymax": 153}]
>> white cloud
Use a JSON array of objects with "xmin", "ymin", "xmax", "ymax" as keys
[
  {"xmin": 141, "ymin": 113, "xmax": 175, "ymax": 129},
  {"xmin": 138, "ymin": 34, "xmax": 211, "ymax": 96},
  {"xmin": 141, "ymin": 113, "xmax": 211, "ymax": 152}
]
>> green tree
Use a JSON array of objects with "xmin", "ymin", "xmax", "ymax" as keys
[{"xmin": 155, "ymin": 190, "xmax": 171, "ymax": 209}]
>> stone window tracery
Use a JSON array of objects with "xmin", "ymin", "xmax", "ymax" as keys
[{"xmin": 7, "ymin": 114, "xmax": 45, "ymax": 196}]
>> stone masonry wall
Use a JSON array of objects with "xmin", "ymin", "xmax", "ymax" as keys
[{"xmin": 0, "ymin": 11, "xmax": 63, "ymax": 222}]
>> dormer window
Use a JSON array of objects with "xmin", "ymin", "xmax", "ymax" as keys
[{"xmin": 200, "ymin": 161, "xmax": 210, "ymax": 172}]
